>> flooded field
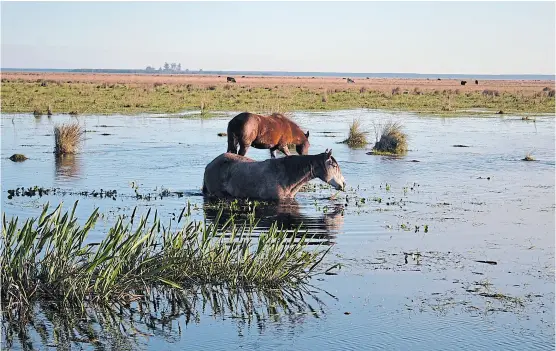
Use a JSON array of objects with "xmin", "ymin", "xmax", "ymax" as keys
[{"xmin": 1, "ymin": 110, "xmax": 555, "ymax": 350}]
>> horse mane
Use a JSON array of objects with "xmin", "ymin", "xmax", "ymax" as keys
[{"xmin": 279, "ymin": 154, "xmax": 324, "ymax": 183}]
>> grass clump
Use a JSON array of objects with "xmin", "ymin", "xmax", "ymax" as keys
[
  {"xmin": 54, "ymin": 122, "xmax": 84, "ymax": 155},
  {"xmin": 370, "ymin": 121, "xmax": 408, "ymax": 155},
  {"xmin": 522, "ymin": 152, "xmax": 536, "ymax": 161},
  {"xmin": 1, "ymin": 201, "xmax": 329, "ymax": 321},
  {"xmin": 9, "ymin": 154, "xmax": 28, "ymax": 162},
  {"xmin": 341, "ymin": 118, "xmax": 368, "ymax": 148}
]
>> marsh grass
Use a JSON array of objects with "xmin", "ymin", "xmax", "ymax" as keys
[
  {"xmin": 371, "ymin": 121, "xmax": 408, "ymax": 155},
  {"xmin": 2, "ymin": 80, "xmax": 553, "ymax": 115},
  {"xmin": 54, "ymin": 122, "xmax": 84, "ymax": 155},
  {"xmin": 1, "ymin": 201, "xmax": 330, "ymax": 323},
  {"xmin": 341, "ymin": 118, "xmax": 368, "ymax": 148}
]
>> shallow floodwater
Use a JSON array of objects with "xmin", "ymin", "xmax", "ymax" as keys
[{"xmin": 1, "ymin": 110, "xmax": 555, "ymax": 350}]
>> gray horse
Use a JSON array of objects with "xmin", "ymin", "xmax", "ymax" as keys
[{"xmin": 202, "ymin": 149, "xmax": 346, "ymax": 200}]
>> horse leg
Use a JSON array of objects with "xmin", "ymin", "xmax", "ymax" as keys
[
  {"xmin": 238, "ymin": 143, "xmax": 250, "ymax": 156},
  {"xmin": 279, "ymin": 145, "xmax": 291, "ymax": 156},
  {"xmin": 227, "ymin": 133, "xmax": 238, "ymax": 154},
  {"xmin": 270, "ymin": 148, "xmax": 278, "ymax": 158}
]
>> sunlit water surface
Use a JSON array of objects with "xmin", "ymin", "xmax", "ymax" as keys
[{"xmin": 1, "ymin": 110, "xmax": 554, "ymax": 350}]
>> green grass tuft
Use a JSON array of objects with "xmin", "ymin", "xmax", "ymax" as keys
[
  {"xmin": 371, "ymin": 121, "xmax": 408, "ymax": 155},
  {"xmin": 341, "ymin": 118, "xmax": 368, "ymax": 148}
]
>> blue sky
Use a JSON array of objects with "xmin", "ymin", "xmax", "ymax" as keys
[{"xmin": 1, "ymin": 1, "xmax": 554, "ymax": 74}]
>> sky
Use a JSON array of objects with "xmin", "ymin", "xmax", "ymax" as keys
[{"xmin": 1, "ymin": 1, "xmax": 555, "ymax": 74}]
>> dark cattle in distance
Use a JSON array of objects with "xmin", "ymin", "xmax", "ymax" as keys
[{"xmin": 227, "ymin": 77, "xmax": 236, "ymax": 83}]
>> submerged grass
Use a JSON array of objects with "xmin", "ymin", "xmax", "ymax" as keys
[
  {"xmin": 1, "ymin": 80, "xmax": 554, "ymax": 115},
  {"xmin": 341, "ymin": 118, "xmax": 368, "ymax": 148},
  {"xmin": 54, "ymin": 122, "xmax": 84, "ymax": 155},
  {"xmin": 1, "ymin": 201, "xmax": 330, "ymax": 323}
]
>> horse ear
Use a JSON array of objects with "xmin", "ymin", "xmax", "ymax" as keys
[
  {"xmin": 327, "ymin": 149, "xmax": 332, "ymax": 158},
  {"xmin": 305, "ymin": 131, "xmax": 310, "ymax": 138}
]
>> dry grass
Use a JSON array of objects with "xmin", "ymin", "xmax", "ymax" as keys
[
  {"xmin": 342, "ymin": 118, "xmax": 368, "ymax": 148},
  {"xmin": 2, "ymin": 72, "xmax": 552, "ymax": 94},
  {"xmin": 371, "ymin": 121, "xmax": 408, "ymax": 155},
  {"xmin": 54, "ymin": 122, "xmax": 84, "ymax": 155}
]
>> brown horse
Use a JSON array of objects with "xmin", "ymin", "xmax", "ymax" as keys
[
  {"xmin": 202, "ymin": 149, "xmax": 345, "ymax": 200},
  {"xmin": 227, "ymin": 112, "xmax": 310, "ymax": 158}
]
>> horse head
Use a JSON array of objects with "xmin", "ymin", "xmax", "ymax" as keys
[
  {"xmin": 316, "ymin": 149, "xmax": 345, "ymax": 191},
  {"xmin": 296, "ymin": 130, "xmax": 310, "ymax": 155}
]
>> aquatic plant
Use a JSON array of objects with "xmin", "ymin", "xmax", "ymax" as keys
[
  {"xmin": 371, "ymin": 121, "xmax": 408, "ymax": 155},
  {"xmin": 54, "ymin": 122, "xmax": 84, "ymax": 155},
  {"xmin": 1, "ymin": 201, "xmax": 330, "ymax": 322},
  {"xmin": 522, "ymin": 152, "xmax": 536, "ymax": 161},
  {"xmin": 8, "ymin": 154, "xmax": 28, "ymax": 162},
  {"xmin": 341, "ymin": 118, "xmax": 368, "ymax": 148}
]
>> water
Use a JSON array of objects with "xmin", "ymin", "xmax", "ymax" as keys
[{"xmin": 1, "ymin": 110, "xmax": 555, "ymax": 350}]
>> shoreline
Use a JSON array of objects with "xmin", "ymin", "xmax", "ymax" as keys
[{"xmin": 1, "ymin": 72, "xmax": 554, "ymax": 115}]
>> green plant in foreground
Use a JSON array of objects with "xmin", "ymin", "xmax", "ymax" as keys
[{"xmin": 1, "ymin": 201, "xmax": 330, "ymax": 321}]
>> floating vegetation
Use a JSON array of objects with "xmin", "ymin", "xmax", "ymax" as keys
[
  {"xmin": 1, "ymin": 201, "xmax": 331, "ymax": 324},
  {"xmin": 8, "ymin": 154, "xmax": 28, "ymax": 162},
  {"xmin": 54, "ymin": 122, "xmax": 84, "ymax": 155},
  {"xmin": 370, "ymin": 121, "xmax": 408, "ymax": 155},
  {"xmin": 522, "ymin": 152, "xmax": 536, "ymax": 162}
]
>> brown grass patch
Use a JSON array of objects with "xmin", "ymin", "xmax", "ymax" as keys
[{"xmin": 54, "ymin": 122, "xmax": 84, "ymax": 155}]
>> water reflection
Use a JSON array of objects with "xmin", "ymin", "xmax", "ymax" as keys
[
  {"xmin": 202, "ymin": 197, "xmax": 344, "ymax": 240},
  {"xmin": 2, "ymin": 285, "xmax": 329, "ymax": 351},
  {"xmin": 55, "ymin": 154, "xmax": 81, "ymax": 180}
]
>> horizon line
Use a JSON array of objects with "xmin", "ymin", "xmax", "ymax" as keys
[{"xmin": 1, "ymin": 67, "xmax": 555, "ymax": 78}]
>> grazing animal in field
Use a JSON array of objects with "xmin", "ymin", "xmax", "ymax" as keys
[
  {"xmin": 227, "ymin": 77, "xmax": 236, "ymax": 83},
  {"xmin": 227, "ymin": 112, "xmax": 310, "ymax": 158},
  {"xmin": 475, "ymin": 80, "xmax": 479, "ymax": 85},
  {"xmin": 460, "ymin": 80, "xmax": 467, "ymax": 86},
  {"xmin": 347, "ymin": 78, "xmax": 355, "ymax": 83},
  {"xmin": 202, "ymin": 149, "xmax": 345, "ymax": 200}
]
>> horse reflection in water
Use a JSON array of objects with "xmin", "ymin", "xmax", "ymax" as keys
[{"xmin": 202, "ymin": 197, "xmax": 344, "ymax": 245}]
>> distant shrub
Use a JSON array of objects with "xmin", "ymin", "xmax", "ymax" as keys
[{"xmin": 482, "ymin": 89, "xmax": 500, "ymax": 97}]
